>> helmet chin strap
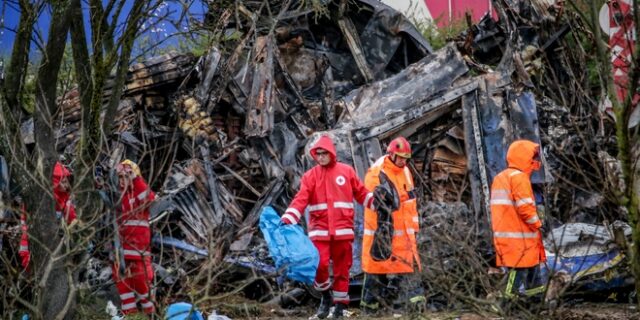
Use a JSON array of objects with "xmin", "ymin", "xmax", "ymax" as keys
[{"xmin": 390, "ymin": 154, "xmax": 404, "ymax": 168}]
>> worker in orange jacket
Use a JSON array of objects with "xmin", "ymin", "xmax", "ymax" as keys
[
  {"xmin": 490, "ymin": 140, "xmax": 546, "ymax": 300},
  {"xmin": 360, "ymin": 136, "xmax": 426, "ymax": 315}
]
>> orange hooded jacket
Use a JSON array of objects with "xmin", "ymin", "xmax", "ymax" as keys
[
  {"xmin": 490, "ymin": 140, "xmax": 546, "ymax": 268},
  {"xmin": 361, "ymin": 155, "xmax": 421, "ymax": 274}
]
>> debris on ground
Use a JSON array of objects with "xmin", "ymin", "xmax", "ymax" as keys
[{"xmin": 3, "ymin": 0, "xmax": 636, "ymax": 317}]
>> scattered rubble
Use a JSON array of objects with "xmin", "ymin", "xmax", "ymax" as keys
[{"xmin": 2, "ymin": 0, "xmax": 635, "ymax": 314}]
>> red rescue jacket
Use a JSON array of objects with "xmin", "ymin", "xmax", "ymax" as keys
[
  {"xmin": 19, "ymin": 162, "xmax": 76, "ymax": 269},
  {"xmin": 53, "ymin": 162, "xmax": 77, "ymax": 222},
  {"xmin": 119, "ymin": 176, "xmax": 155, "ymax": 260},
  {"xmin": 282, "ymin": 136, "xmax": 373, "ymax": 241}
]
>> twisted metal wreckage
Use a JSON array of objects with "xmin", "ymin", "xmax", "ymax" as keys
[{"xmin": 4, "ymin": 0, "xmax": 635, "ymax": 308}]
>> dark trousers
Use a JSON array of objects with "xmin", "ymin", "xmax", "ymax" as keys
[
  {"xmin": 504, "ymin": 267, "xmax": 545, "ymax": 298},
  {"xmin": 360, "ymin": 272, "xmax": 425, "ymax": 311}
]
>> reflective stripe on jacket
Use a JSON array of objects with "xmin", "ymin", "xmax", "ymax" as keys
[
  {"xmin": 490, "ymin": 140, "xmax": 545, "ymax": 268},
  {"xmin": 284, "ymin": 136, "xmax": 373, "ymax": 241},
  {"xmin": 119, "ymin": 176, "xmax": 155, "ymax": 260},
  {"xmin": 19, "ymin": 209, "xmax": 30, "ymax": 269},
  {"xmin": 362, "ymin": 155, "xmax": 420, "ymax": 274}
]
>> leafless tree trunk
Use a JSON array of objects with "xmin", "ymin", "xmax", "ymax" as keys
[{"xmin": 577, "ymin": 0, "xmax": 640, "ymax": 306}]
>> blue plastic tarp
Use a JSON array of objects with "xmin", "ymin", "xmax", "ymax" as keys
[{"xmin": 259, "ymin": 206, "xmax": 319, "ymax": 284}]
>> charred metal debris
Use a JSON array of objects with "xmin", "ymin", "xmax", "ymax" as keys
[{"xmin": 8, "ymin": 0, "xmax": 635, "ymax": 309}]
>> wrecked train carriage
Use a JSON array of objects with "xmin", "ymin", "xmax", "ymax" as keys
[
  {"xmin": 7, "ymin": 0, "xmax": 633, "ymax": 309},
  {"xmin": 179, "ymin": 0, "xmax": 634, "ymax": 305},
  {"xmin": 147, "ymin": 0, "xmax": 438, "ymax": 301},
  {"xmin": 148, "ymin": 0, "xmax": 564, "ymax": 303},
  {"xmin": 164, "ymin": 0, "xmax": 435, "ymax": 244}
]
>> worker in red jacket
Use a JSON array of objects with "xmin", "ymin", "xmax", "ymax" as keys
[
  {"xmin": 19, "ymin": 161, "xmax": 76, "ymax": 270},
  {"xmin": 281, "ymin": 135, "xmax": 374, "ymax": 319},
  {"xmin": 113, "ymin": 159, "xmax": 156, "ymax": 315}
]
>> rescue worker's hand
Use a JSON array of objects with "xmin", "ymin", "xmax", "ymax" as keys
[
  {"xmin": 539, "ymin": 225, "xmax": 548, "ymax": 235},
  {"xmin": 280, "ymin": 216, "xmax": 296, "ymax": 225},
  {"xmin": 373, "ymin": 186, "xmax": 392, "ymax": 209},
  {"xmin": 536, "ymin": 204, "xmax": 546, "ymax": 222}
]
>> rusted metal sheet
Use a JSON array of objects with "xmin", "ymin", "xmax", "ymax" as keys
[{"xmin": 244, "ymin": 36, "xmax": 275, "ymax": 137}]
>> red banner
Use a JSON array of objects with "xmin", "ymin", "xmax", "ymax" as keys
[{"xmin": 599, "ymin": 0, "xmax": 639, "ymax": 119}]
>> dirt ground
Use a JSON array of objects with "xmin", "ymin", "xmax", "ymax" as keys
[
  {"xmin": 548, "ymin": 302, "xmax": 638, "ymax": 320},
  {"xmin": 241, "ymin": 302, "xmax": 639, "ymax": 320},
  {"xmin": 74, "ymin": 290, "xmax": 639, "ymax": 320},
  {"xmin": 207, "ymin": 301, "xmax": 639, "ymax": 320}
]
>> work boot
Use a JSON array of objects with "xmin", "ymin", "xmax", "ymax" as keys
[
  {"xmin": 316, "ymin": 290, "xmax": 332, "ymax": 319},
  {"xmin": 331, "ymin": 303, "xmax": 348, "ymax": 319},
  {"xmin": 408, "ymin": 301, "xmax": 426, "ymax": 315},
  {"xmin": 360, "ymin": 304, "xmax": 379, "ymax": 317}
]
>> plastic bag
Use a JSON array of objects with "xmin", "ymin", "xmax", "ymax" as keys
[
  {"xmin": 259, "ymin": 206, "xmax": 319, "ymax": 284},
  {"xmin": 165, "ymin": 302, "xmax": 204, "ymax": 320}
]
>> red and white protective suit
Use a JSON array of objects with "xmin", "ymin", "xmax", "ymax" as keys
[
  {"xmin": 112, "ymin": 163, "xmax": 156, "ymax": 315},
  {"xmin": 19, "ymin": 162, "xmax": 77, "ymax": 270},
  {"xmin": 282, "ymin": 136, "xmax": 374, "ymax": 304}
]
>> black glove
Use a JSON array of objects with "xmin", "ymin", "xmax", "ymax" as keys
[
  {"xmin": 372, "ymin": 186, "xmax": 387, "ymax": 208},
  {"xmin": 373, "ymin": 185, "xmax": 397, "ymax": 211}
]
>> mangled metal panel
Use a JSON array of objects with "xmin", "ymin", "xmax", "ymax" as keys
[
  {"xmin": 462, "ymin": 72, "xmax": 551, "ymax": 220},
  {"xmin": 196, "ymin": 47, "xmax": 222, "ymax": 103},
  {"xmin": 298, "ymin": 44, "xmax": 478, "ymax": 276},
  {"xmin": 158, "ymin": 161, "xmax": 238, "ymax": 250},
  {"xmin": 105, "ymin": 52, "xmax": 196, "ymax": 97},
  {"xmin": 230, "ymin": 179, "xmax": 286, "ymax": 252},
  {"xmin": 484, "ymin": 89, "xmax": 549, "ymax": 186},
  {"xmin": 260, "ymin": 0, "xmax": 434, "ymax": 134},
  {"xmin": 537, "ymin": 222, "xmax": 633, "ymax": 295},
  {"xmin": 298, "ymin": 44, "xmax": 475, "ymax": 182},
  {"xmin": 338, "ymin": 16, "xmax": 375, "ymax": 83},
  {"xmin": 152, "ymin": 235, "xmax": 279, "ymax": 276},
  {"xmin": 245, "ymin": 37, "xmax": 276, "ymax": 137},
  {"xmin": 461, "ymin": 86, "xmax": 492, "ymax": 224},
  {"xmin": 339, "ymin": 44, "xmax": 468, "ymax": 128},
  {"xmin": 352, "ymin": 80, "xmax": 478, "ymax": 142},
  {"xmin": 354, "ymin": 0, "xmax": 433, "ymax": 78}
]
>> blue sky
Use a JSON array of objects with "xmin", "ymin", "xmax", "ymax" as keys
[{"xmin": 0, "ymin": 1, "xmax": 207, "ymax": 59}]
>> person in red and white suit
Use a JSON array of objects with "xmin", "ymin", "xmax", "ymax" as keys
[
  {"xmin": 19, "ymin": 161, "xmax": 77, "ymax": 270},
  {"xmin": 113, "ymin": 159, "xmax": 156, "ymax": 315},
  {"xmin": 281, "ymin": 135, "xmax": 374, "ymax": 319}
]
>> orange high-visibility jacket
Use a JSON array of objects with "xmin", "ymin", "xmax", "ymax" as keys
[
  {"xmin": 362, "ymin": 155, "xmax": 421, "ymax": 274},
  {"xmin": 490, "ymin": 140, "xmax": 546, "ymax": 268}
]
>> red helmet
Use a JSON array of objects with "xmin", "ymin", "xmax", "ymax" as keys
[{"xmin": 387, "ymin": 137, "xmax": 411, "ymax": 159}]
